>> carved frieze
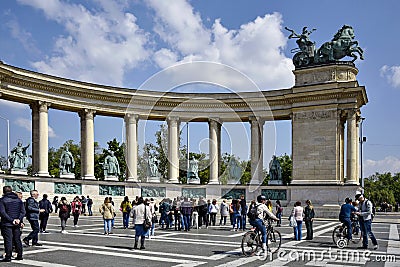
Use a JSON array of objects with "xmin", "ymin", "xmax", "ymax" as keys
[{"xmin": 293, "ymin": 110, "xmax": 337, "ymax": 122}]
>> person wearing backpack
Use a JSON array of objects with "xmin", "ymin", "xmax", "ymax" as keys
[
  {"xmin": 356, "ymin": 194, "xmax": 378, "ymax": 250},
  {"xmin": 71, "ymin": 196, "xmax": 82, "ymax": 228},
  {"xmin": 58, "ymin": 197, "xmax": 71, "ymax": 234},
  {"xmin": 23, "ymin": 190, "xmax": 45, "ymax": 247},
  {"xmin": 38, "ymin": 194, "xmax": 53, "ymax": 233},
  {"xmin": 275, "ymin": 200, "xmax": 283, "ymax": 227},
  {"xmin": 86, "ymin": 196, "xmax": 93, "ymax": 216},
  {"xmin": 248, "ymin": 195, "xmax": 278, "ymax": 256}
]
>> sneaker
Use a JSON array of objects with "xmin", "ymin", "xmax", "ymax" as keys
[
  {"xmin": 23, "ymin": 239, "xmax": 30, "ymax": 247},
  {"xmin": 61, "ymin": 230, "xmax": 68, "ymax": 234},
  {"xmin": 32, "ymin": 243, "xmax": 43, "ymax": 247},
  {"xmin": 374, "ymin": 244, "xmax": 379, "ymax": 250},
  {"xmin": 14, "ymin": 257, "xmax": 23, "ymax": 261},
  {"xmin": 43, "ymin": 231, "xmax": 49, "ymax": 233}
]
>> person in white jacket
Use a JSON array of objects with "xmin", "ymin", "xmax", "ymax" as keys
[
  {"xmin": 208, "ymin": 199, "xmax": 219, "ymax": 226},
  {"xmin": 132, "ymin": 197, "xmax": 152, "ymax": 250}
]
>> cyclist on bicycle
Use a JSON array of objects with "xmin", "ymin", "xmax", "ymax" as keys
[
  {"xmin": 339, "ymin": 197, "xmax": 357, "ymax": 241},
  {"xmin": 249, "ymin": 195, "xmax": 279, "ymax": 254}
]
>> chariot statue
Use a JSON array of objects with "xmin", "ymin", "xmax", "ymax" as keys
[{"xmin": 285, "ymin": 25, "xmax": 364, "ymax": 68}]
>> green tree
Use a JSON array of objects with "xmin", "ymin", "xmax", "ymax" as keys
[
  {"xmin": 94, "ymin": 139, "xmax": 126, "ymax": 181},
  {"xmin": 364, "ymin": 172, "xmax": 399, "ymax": 206},
  {"xmin": 265, "ymin": 154, "xmax": 292, "ymax": 185}
]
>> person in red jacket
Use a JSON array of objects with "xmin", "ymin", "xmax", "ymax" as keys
[{"xmin": 71, "ymin": 196, "xmax": 82, "ymax": 227}]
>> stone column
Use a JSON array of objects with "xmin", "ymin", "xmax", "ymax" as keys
[
  {"xmin": 208, "ymin": 118, "xmax": 221, "ymax": 184},
  {"xmin": 80, "ymin": 109, "xmax": 96, "ymax": 180},
  {"xmin": 30, "ymin": 103, "xmax": 39, "ymax": 175},
  {"xmin": 125, "ymin": 114, "xmax": 138, "ymax": 182},
  {"xmin": 250, "ymin": 116, "xmax": 264, "ymax": 184},
  {"xmin": 339, "ymin": 115, "xmax": 346, "ymax": 183},
  {"xmin": 346, "ymin": 110, "xmax": 358, "ymax": 184},
  {"xmin": 356, "ymin": 116, "xmax": 361, "ymax": 183},
  {"xmin": 167, "ymin": 117, "xmax": 179, "ymax": 183}
]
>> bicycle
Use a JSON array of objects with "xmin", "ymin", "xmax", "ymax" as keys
[
  {"xmin": 332, "ymin": 218, "xmax": 362, "ymax": 248},
  {"xmin": 241, "ymin": 219, "xmax": 281, "ymax": 256}
]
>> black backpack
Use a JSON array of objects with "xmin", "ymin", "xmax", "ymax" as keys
[{"xmin": 247, "ymin": 204, "xmax": 260, "ymax": 221}]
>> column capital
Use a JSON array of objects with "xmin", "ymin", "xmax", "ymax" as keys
[
  {"xmin": 30, "ymin": 101, "xmax": 51, "ymax": 112},
  {"xmin": 124, "ymin": 113, "xmax": 139, "ymax": 123},
  {"xmin": 167, "ymin": 116, "xmax": 180, "ymax": 126},
  {"xmin": 249, "ymin": 116, "xmax": 265, "ymax": 127},
  {"xmin": 79, "ymin": 109, "xmax": 96, "ymax": 119}
]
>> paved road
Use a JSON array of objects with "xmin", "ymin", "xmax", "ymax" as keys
[{"xmin": 1, "ymin": 213, "xmax": 399, "ymax": 266}]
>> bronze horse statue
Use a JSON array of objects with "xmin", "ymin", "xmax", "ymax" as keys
[{"xmin": 316, "ymin": 25, "xmax": 364, "ymax": 63}]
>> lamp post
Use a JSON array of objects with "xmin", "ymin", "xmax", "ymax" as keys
[
  {"xmin": 360, "ymin": 117, "xmax": 366, "ymax": 188},
  {"xmin": 0, "ymin": 115, "xmax": 10, "ymax": 169},
  {"xmin": 186, "ymin": 122, "xmax": 189, "ymax": 181}
]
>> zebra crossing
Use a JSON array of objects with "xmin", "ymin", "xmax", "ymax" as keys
[{"xmin": 0, "ymin": 215, "xmax": 398, "ymax": 266}]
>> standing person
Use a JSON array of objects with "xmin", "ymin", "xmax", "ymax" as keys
[
  {"xmin": 81, "ymin": 196, "xmax": 87, "ymax": 215},
  {"xmin": 275, "ymin": 200, "xmax": 283, "ymax": 227},
  {"xmin": 231, "ymin": 199, "xmax": 242, "ymax": 231},
  {"xmin": 52, "ymin": 196, "xmax": 59, "ymax": 213},
  {"xmin": 291, "ymin": 201, "xmax": 303, "ymax": 241},
  {"xmin": 99, "ymin": 197, "xmax": 114, "ymax": 235},
  {"xmin": 209, "ymin": 199, "xmax": 219, "ymax": 226},
  {"xmin": 109, "ymin": 197, "xmax": 115, "ymax": 228},
  {"xmin": 239, "ymin": 195, "xmax": 247, "ymax": 230},
  {"xmin": 0, "ymin": 186, "xmax": 25, "ymax": 262},
  {"xmin": 172, "ymin": 198, "xmax": 181, "ymax": 231},
  {"xmin": 58, "ymin": 197, "xmax": 71, "ymax": 234},
  {"xmin": 219, "ymin": 200, "xmax": 229, "ymax": 226},
  {"xmin": 39, "ymin": 194, "xmax": 53, "ymax": 233},
  {"xmin": 357, "ymin": 194, "xmax": 378, "ymax": 250},
  {"xmin": 206, "ymin": 199, "xmax": 211, "ymax": 227},
  {"xmin": 304, "ymin": 199, "xmax": 315, "ymax": 240},
  {"xmin": 198, "ymin": 197, "xmax": 208, "ymax": 229},
  {"xmin": 86, "ymin": 196, "xmax": 93, "ymax": 216},
  {"xmin": 120, "ymin": 196, "xmax": 132, "ymax": 229},
  {"xmin": 71, "ymin": 196, "xmax": 82, "ymax": 228},
  {"xmin": 23, "ymin": 190, "xmax": 45, "ymax": 247},
  {"xmin": 180, "ymin": 197, "xmax": 193, "ymax": 231},
  {"xmin": 148, "ymin": 198, "xmax": 157, "ymax": 238},
  {"xmin": 132, "ymin": 197, "xmax": 151, "ymax": 249},
  {"xmin": 159, "ymin": 199, "xmax": 171, "ymax": 229},
  {"xmin": 192, "ymin": 199, "xmax": 198, "ymax": 229}
]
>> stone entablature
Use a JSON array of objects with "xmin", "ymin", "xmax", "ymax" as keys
[{"xmin": 0, "ymin": 62, "xmax": 367, "ymax": 122}]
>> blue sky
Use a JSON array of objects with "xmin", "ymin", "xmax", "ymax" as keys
[{"xmin": 0, "ymin": 0, "xmax": 399, "ymax": 177}]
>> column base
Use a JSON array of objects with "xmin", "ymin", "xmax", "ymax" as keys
[
  {"xmin": 82, "ymin": 175, "xmax": 96, "ymax": 180},
  {"xmin": 127, "ymin": 177, "xmax": 138, "ymax": 183},
  {"xmin": 208, "ymin": 180, "xmax": 220, "ymax": 185},
  {"xmin": 60, "ymin": 173, "xmax": 75, "ymax": 179},
  {"xmin": 345, "ymin": 180, "xmax": 359, "ymax": 185},
  {"xmin": 167, "ymin": 179, "xmax": 180, "ymax": 184}
]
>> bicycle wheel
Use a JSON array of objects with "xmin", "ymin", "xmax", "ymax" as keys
[
  {"xmin": 332, "ymin": 225, "xmax": 346, "ymax": 245},
  {"xmin": 241, "ymin": 231, "xmax": 259, "ymax": 256},
  {"xmin": 267, "ymin": 229, "xmax": 281, "ymax": 254}
]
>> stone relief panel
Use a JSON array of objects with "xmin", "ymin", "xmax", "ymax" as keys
[
  {"xmin": 293, "ymin": 110, "xmax": 336, "ymax": 122},
  {"xmin": 54, "ymin": 182, "xmax": 82, "ymax": 195},
  {"xmin": 261, "ymin": 189, "xmax": 287, "ymax": 200},
  {"xmin": 141, "ymin": 187, "xmax": 166, "ymax": 198},
  {"xmin": 5, "ymin": 179, "xmax": 34, "ymax": 192},
  {"xmin": 99, "ymin": 185, "xmax": 125, "ymax": 196},
  {"xmin": 182, "ymin": 188, "xmax": 206, "ymax": 199},
  {"xmin": 221, "ymin": 188, "xmax": 245, "ymax": 200}
]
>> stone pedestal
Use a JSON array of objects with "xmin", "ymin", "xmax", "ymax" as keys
[
  {"xmin": 268, "ymin": 180, "xmax": 283, "ymax": 185},
  {"xmin": 187, "ymin": 178, "xmax": 200, "ymax": 184},
  {"xmin": 146, "ymin": 176, "xmax": 161, "ymax": 183},
  {"xmin": 60, "ymin": 173, "xmax": 75, "ymax": 179},
  {"xmin": 10, "ymin": 170, "xmax": 28, "ymax": 176},
  {"xmin": 104, "ymin": 175, "xmax": 119, "ymax": 181}
]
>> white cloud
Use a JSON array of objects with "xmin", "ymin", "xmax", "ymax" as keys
[
  {"xmin": 6, "ymin": 18, "xmax": 41, "ymax": 56},
  {"xmin": 0, "ymin": 99, "xmax": 28, "ymax": 109},
  {"xmin": 380, "ymin": 65, "xmax": 400, "ymax": 88},
  {"xmin": 147, "ymin": 0, "xmax": 294, "ymax": 90},
  {"xmin": 17, "ymin": 0, "xmax": 150, "ymax": 86},
  {"xmin": 364, "ymin": 156, "xmax": 400, "ymax": 177},
  {"xmin": 14, "ymin": 118, "xmax": 57, "ymax": 138}
]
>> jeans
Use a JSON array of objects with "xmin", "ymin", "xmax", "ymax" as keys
[
  {"xmin": 210, "ymin": 213, "xmax": 217, "ymax": 226},
  {"xmin": 88, "ymin": 205, "xmax": 93, "ymax": 216},
  {"xmin": 73, "ymin": 213, "xmax": 80, "ymax": 226},
  {"xmin": 104, "ymin": 219, "xmax": 112, "ymax": 234},
  {"xmin": 25, "ymin": 219, "xmax": 39, "ymax": 244},
  {"xmin": 340, "ymin": 217, "xmax": 352, "ymax": 240},
  {"xmin": 198, "ymin": 212, "xmax": 208, "ymax": 228},
  {"xmin": 183, "ymin": 214, "xmax": 191, "ymax": 231},
  {"xmin": 276, "ymin": 213, "xmax": 282, "ymax": 226},
  {"xmin": 1, "ymin": 226, "xmax": 23, "ymax": 260},
  {"xmin": 232, "ymin": 214, "xmax": 241, "ymax": 229},
  {"xmin": 359, "ymin": 219, "xmax": 378, "ymax": 248},
  {"xmin": 293, "ymin": 220, "xmax": 302, "ymax": 240},
  {"xmin": 60, "ymin": 218, "xmax": 68, "ymax": 231},
  {"xmin": 123, "ymin": 212, "xmax": 130, "ymax": 228},
  {"xmin": 250, "ymin": 219, "xmax": 267, "ymax": 243},
  {"xmin": 241, "ymin": 214, "xmax": 247, "ymax": 230},
  {"xmin": 160, "ymin": 213, "xmax": 170, "ymax": 228},
  {"xmin": 305, "ymin": 219, "xmax": 313, "ymax": 239},
  {"xmin": 219, "ymin": 216, "xmax": 227, "ymax": 225},
  {"xmin": 39, "ymin": 213, "xmax": 49, "ymax": 231}
]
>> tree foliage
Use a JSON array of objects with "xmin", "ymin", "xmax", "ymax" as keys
[
  {"xmin": 364, "ymin": 172, "xmax": 400, "ymax": 205},
  {"xmin": 48, "ymin": 140, "xmax": 81, "ymax": 178}
]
